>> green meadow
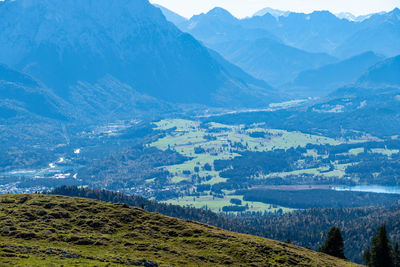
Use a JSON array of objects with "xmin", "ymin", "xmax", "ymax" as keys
[{"xmin": 149, "ymin": 119, "xmax": 396, "ymax": 214}]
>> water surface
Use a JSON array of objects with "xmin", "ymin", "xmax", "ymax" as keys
[{"xmin": 333, "ymin": 185, "xmax": 400, "ymax": 194}]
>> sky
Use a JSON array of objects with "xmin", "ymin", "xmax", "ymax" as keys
[{"xmin": 150, "ymin": 0, "xmax": 400, "ymax": 18}]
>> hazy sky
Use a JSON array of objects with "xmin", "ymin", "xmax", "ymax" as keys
[{"xmin": 150, "ymin": 0, "xmax": 400, "ymax": 18}]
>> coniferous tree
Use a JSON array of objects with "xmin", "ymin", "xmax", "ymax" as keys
[
  {"xmin": 318, "ymin": 227, "xmax": 346, "ymax": 259},
  {"xmin": 394, "ymin": 242, "xmax": 400, "ymax": 267},
  {"xmin": 363, "ymin": 246, "xmax": 372, "ymax": 266},
  {"xmin": 369, "ymin": 225, "xmax": 394, "ymax": 267}
]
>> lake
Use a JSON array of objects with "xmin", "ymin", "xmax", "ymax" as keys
[{"xmin": 333, "ymin": 185, "xmax": 400, "ymax": 194}]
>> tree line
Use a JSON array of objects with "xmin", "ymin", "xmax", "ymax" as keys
[{"xmin": 319, "ymin": 225, "xmax": 400, "ymax": 267}]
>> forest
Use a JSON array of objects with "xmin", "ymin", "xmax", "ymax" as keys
[{"xmin": 238, "ymin": 188, "xmax": 400, "ymax": 208}]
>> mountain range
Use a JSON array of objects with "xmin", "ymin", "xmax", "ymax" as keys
[
  {"xmin": 160, "ymin": 6, "xmax": 400, "ymax": 92},
  {"xmin": 1, "ymin": 0, "xmax": 398, "ymax": 123},
  {"xmin": 164, "ymin": 6, "xmax": 400, "ymax": 58},
  {"xmin": 177, "ymin": 8, "xmax": 338, "ymax": 86},
  {"xmin": 334, "ymin": 8, "xmax": 400, "ymax": 58},
  {"xmin": 0, "ymin": 0, "xmax": 278, "ymax": 122},
  {"xmin": 171, "ymin": 7, "xmax": 338, "ymax": 86},
  {"xmin": 244, "ymin": 8, "xmax": 400, "ymax": 58}
]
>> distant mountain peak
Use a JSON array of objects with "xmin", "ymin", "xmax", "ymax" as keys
[
  {"xmin": 311, "ymin": 10, "xmax": 333, "ymax": 15},
  {"xmin": 253, "ymin": 7, "xmax": 290, "ymax": 18},
  {"xmin": 334, "ymin": 12, "xmax": 382, "ymax": 22},
  {"xmin": 335, "ymin": 12, "xmax": 357, "ymax": 21},
  {"xmin": 309, "ymin": 10, "xmax": 338, "ymax": 19},
  {"xmin": 206, "ymin": 7, "xmax": 235, "ymax": 18},
  {"xmin": 188, "ymin": 6, "xmax": 239, "ymax": 27},
  {"xmin": 389, "ymin": 7, "xmax": 400, "ymax": 18}
]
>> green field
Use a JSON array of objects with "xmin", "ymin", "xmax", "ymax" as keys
[
  {"xmin": 150, "ymin": 119, "xmax": 350, "ymax": 213},
  {"xmin": 264, "ymin": 162, "xmax": 352, "ymax": 179},
  {"xmin": 151, "ymin": 119, "xmax": 341, "ymax": 187},
  {"xmin": 149, "ymin": 119, "xmax": 396, "ymax": 213},
  {"xmin": 164, "ymin": 194, "xmax": 294, "ymax": 214},
  {"xmin": 371, "ymin": 148, "xmax": 400, "ymax": 156}
]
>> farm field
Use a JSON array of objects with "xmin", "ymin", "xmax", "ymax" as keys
[
  {"xmin": 149, "ymin": 119, "xmax": 364, "ymax": 212},
  {"xmin": 147, "ymin": 119, "xmax": 400, "ymax": 213},
  {"xmin": 163, "ymin": 194, "xmax": 294, "ymax": 214},
  {"xmin": 150, "ymin": 119, "xmax": 343, "ymax": 186},
  {"xmin": 263, "ymin": 162, "xmax": 352, "ymax": 179}
]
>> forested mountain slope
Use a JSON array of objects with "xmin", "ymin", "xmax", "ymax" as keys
[
  {"xmin": 286, "ymin": 51, "xmax": 384, "ymax": 96},
  {"xmin": 0, "ymin": 64, "xmax": 70, "ymax": 122},
  {"xmin": 358, "ymin": 54, "xmax": 400, "ymax": 87},
  {"xmin": 240, "ymin": 205, "xmax": 400, "ymax": 263}
]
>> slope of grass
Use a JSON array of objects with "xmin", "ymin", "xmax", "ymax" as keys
[{"xmin": 0, "ymin": 194, "xmax": 358, "ymax": 266}]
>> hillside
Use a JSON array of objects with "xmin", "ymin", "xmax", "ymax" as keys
[
  {"xmin": 47, "ymin": 187, "xmax": 400, "ymax": 263},
  {"xmin": 0, "ymin": 194, "xmax": 356, "ymax": 266},
  {"xmin": 204, "ymin": 84, "xmax": 400, "ymax": 139},
  {"xmin": 210, "ymin": 37, "xmax": 336, "ymax": 86},
  {"xmin": 0, "ymin": 64, "xmax": 70, "ymax": 122},
  {"xmin": 49, "ymin": 186, "xmax": 400, "ymax": 262},
  {"xmin": 286, "ymin": 51, "xmax": 384, "ymax": 97},
  {"xmin": 358, "ymin": 55, "xmax": 400, "ymax": 86},
  {"xmin": 0, "ymin": 64, "xmax": 76, "ymax": 150}
]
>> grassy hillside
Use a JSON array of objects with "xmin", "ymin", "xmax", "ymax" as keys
[
  {"xmin": 48, "ymin": 186, "xmax": 400, "ymax": 263},
  {"xmin": 0, "ymin": 194, "xmax": 358, "ymax": 266}
]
